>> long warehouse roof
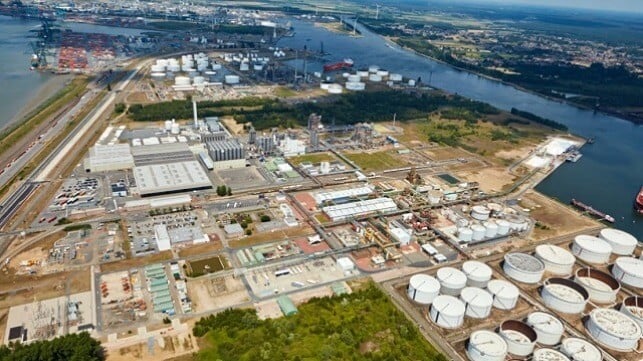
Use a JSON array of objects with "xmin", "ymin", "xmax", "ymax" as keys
[
  {"xmin": 322, "ymin": 197, "xmax": 398, "ymax": 220},
  {"xmin": 134, "ymin": 160, "xmax": 212, "ymax": 196}
]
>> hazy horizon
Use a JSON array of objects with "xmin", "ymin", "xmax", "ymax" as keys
[{"xmin": 430, "ymin": 0, "xmax": 643, "ymax": 13}]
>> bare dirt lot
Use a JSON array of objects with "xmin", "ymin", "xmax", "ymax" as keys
[
  {"xmin": 187, "ymin": 275, "xmax": 249, "ymax": 313},
  {"xmin": 457, "ymin": 167, "xmax": 517, "ymax": 193}
]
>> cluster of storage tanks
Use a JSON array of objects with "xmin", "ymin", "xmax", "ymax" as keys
[
  {"xmin": 221, "ymin": 52, "xmax": 272, "ymax": 73},
  {"xmin": 407, "ymin": 261, "xmax": 521, "ymax": 330},
  {"xmin": 150, "ymin": 54, "xmax": 226, "ymax": 88},
  {"xmin": 455, "ymin": 203, "xmax": 530, "ymax": 243}
]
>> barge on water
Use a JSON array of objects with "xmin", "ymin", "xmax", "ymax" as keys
[{"xmin": 570, "ymin": 199, "xmax": 615, "ymax": 223}]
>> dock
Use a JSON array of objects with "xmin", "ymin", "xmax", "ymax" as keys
[{"xmin": 570, "ymin": 199, "xmax": 615, "ymax": 223}]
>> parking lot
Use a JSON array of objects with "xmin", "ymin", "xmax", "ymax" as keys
[
  {"xmin": 245, "ymin": 257, "xmax": 353, "ymax": 298},
  {"xmin": 207, "ymin": 197, "xmax": 268, "ymax": 214},
  {"xmin": 212, "ymin": 166, "xmax": 271, "ymax": 190},
  {"xmin": 36, "ymin": 177, "xmax": 104, "ymax": 226},
  {"xmin": 127, "ymin": 211, "xmax": 201, "ymax": 256}
]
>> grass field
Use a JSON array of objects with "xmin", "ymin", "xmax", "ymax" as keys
[
  {"xmin": 286, "ymin": 152, "xmax": 336, "ymax": 166},
  {"xmin": 188, "ymin": 256, "xmax": 229, "ymax": 277},
  {"xmin": 344, "ymin": 150, "xmax": 409, "ymax": 171}
]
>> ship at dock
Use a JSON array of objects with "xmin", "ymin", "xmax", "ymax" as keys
[
  {"xmin": 570, "ymin": 199, "xmax": 615, "ymax": 223},
  {"xmin": 323, "ymin": 58, "xmax": 354, "ymax": 72},
  {"xmin": 634, "ymin": 186, "xmax": 643, "ymax": 215}
]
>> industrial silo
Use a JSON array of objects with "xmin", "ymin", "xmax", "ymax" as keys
[
  {"xmin": 574, "ymin": 267, "xmax": 620, "ymax": 304},
  {"xmin": 487, "ymin": 279, "xmax": 519, "ymax": 310},
  {"xmin": 429, "ymin": 295, "xmax": 465, "ymax": 329},
  {"xmin": 526, "ymin": 312, "xmax": 564, "ymax": 346},
  {"xmin": 534, "ymin": 244, "xmax": 576, "ymax": 276},
  {"xmin": 585, "ymin": 308, "xmax": 641, "ymax": 352},
  {"xmin": 462, "ymin": 260, "xmax": 492, "ymax": 288},
  {"xmin": 471, "ymin": 205, "xmax": 490, "ymax": 221},
  {"xmin": 598, "ymin": 228, "xmax": 637, "ymax": 255},
  {"xmin": 503, "ymin": 253, "xmax": 545, "ymax": 284},
  {"xmin": 560, "ymin": 338, "xmax": 602, "ymax": 361},
  {"xmin": 471, "ymin": 224, "xmax": 486, "ymax": 242},
  {"xmin": 620, "ymin": 296, "xmax": 643, "ymax": 334},
  {"xmin": 437, "ymin": 267, "xmax": 468, "ymax": 296},
  {"xmin": 611, "ymin": 256, "xmax": 643, "ymax": 288},
  {"xmin": 498, "ymin": 320, "xmax": 537, "ymax": 357},
  {"xmin": 572, "ymin": 235, "xmax": 612, "ymax": 264},
  {"xmin": 407, "ymin": 274, "xmax": 440, "ymax": 305},
  {"xmin": 466, "ymin": 330, "xmax": 507, "ymax": 361},
  {"xmin": 541, "ymin": 278, "xmax": 589, "ymax": 314},
  {"xmin": 459, "ymin": 287, "xmax": 493, "ymax": 319}
]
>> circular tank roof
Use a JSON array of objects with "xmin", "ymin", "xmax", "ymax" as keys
[
  {"xmin": 535, "ymin": 244, "xmax": 576, "ymax": 265},
  {"xmin": 599, "ymin": 228, "xmax": 638, "ymax": 247},
  {"xmin": 575, "ymin": 268, "xmax": 620, "ymax": 291},
  {"xmin": 614, "ymin": 257, "xmax": 643, "ymax": 277},
  {"xmin": 487, "ymin": 279, "xmax": 519, "ymax": 298},
  {"xmin": 527, "ymin": 312, "xmax": 564, "ymax": 335},
  {"xmin": 459, "ymin": 228, "xmax": 473, "ymax": 235},
  {"xmin": 533, "ymin": 348, "xmax": 570, "ymax": 361},
  {"xmin": 574, "ymin": 235, "xmax": 612, "ymax": 254},
  {"xmin": 469, "ymin": 330, "xmax": 507, "ymax": 357},
  {"xmin": 460, "ymin": 287, "xmax": 493, "ymax": 308},
  {"xmin": 462, "ymin": 261, "xmax": 492, "ymax": 280},
  {"xmin": 544, "ymin": 278, "xmax": 589, "ymax": 302},
  {"xmin": 409, "ymin": 274, "xmax": 440, "ymax": 293},
  {"xmin": 505, "ymin": 253, "xmax": 545, "ymax": 273},
  {"xmin": 561, "ymin": 338, "xmax": 602, "ymax": 361},
  {"xmin": 431, "ymin": 295, "xmax": 465, "ymax": 317},
  {"xmin": 471, "ymin": 224, "xmax": 486, "ymax": 232},
  {"xmin": 589, "ymin": 308, "xmax": 641, "ymax": 339},
  {"xmin": 500, "ymin": 320, "xmax": 537, "ymax": 343},
  {"xmin": 436, "ymin": 267, "xmax": 467, "ymax": 286},
  {"xmin": 472, "ymin": 205, "xmax": 490, "ymax": 214}
]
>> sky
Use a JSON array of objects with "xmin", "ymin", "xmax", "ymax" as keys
[{"xmin": 460, "ymin": 0, "xmax": 643, "ymax": 13}]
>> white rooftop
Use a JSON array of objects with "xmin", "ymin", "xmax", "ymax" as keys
[
  {"xmin": 322, "ymin": 197, "xmax": 398, "ymax": 221},
  {"xmin": 314, "ymin": 185, "xmax": 373, "ymax": 205},
  {"xmin": 87, "ymin": 143, "xmax": 134, "ymax": 170},
  {"xmin": 133, "ymin": 161, "xmax": 212, "ymax": 196}
]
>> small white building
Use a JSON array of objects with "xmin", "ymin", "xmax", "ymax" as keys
[
  {"xmin": 279, "ymin": 138, "xmax": 306, "ymax": 157},
  {"xmin": 336, "ymin": 257, "xmax": 355, "ymax": 272},
  {"xmin": 224, "ymin": 223, "xmax": 244, "ymax": 237},
  {"xmin": 154, "ymin": 224, "xmax": 172, "ymax": 251},
  {"xmin": 390, "ymin": 227, "xmax": 412, "ymax": 246}
]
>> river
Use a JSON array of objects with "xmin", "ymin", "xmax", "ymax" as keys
[{"xmin": 278, "ymin": 19, "xmax": 643, "ymax": 238}]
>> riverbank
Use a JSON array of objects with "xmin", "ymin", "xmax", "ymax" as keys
[
  {"xmin": 5, "ymin": 74, "xmax": 73, "ymax": 132},
  {"xmin": 389, "ymin": 37, "xmax": 642, "ymax": 125}
]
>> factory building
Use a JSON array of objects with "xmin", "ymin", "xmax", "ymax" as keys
[
  {"xmin": 322, "ymin": 197, "xmax": 398, "ymax": 222},
  {"xmin": 314, "ymin": 185, "xmax": 374, "ymax": 205},
  {"xmin": 248, "ymin": 126, "xmax": 257, "ymax": 144},
  {"xmin": 279, "ymin": 137, "xmax": 306, "ymax": 157},
  {"xmin": 133, "ymin": 160, "xmax": 212, "ymax": 197},
  {"xmin": 131, "ymin": 143, "xmax": 195, "ymax": 166},
  {"xmin": 207, "ymin": 139, "xmax": 246, "ymax": 169},
  {"xmin": 85, "ymin": 144, "xmax": 134, "ymax": 172},
  {"xmin": 257, "ymin": 135, "xmax": 275, "ymax": 154}
]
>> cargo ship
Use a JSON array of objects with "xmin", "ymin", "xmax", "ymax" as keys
[
  {"xmin": 323, "ymin": 58, "xmax": 354, "ymax": 72},
  {"xmin": 570, "ymin": 199, "xmax": 615, "ymax": 223},
  {"xmin": 634, "ymin": 186, "xmax": 643, "ymax": 214}
]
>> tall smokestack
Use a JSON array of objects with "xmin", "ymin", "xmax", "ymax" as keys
[{"xmin": 192, "ymin": 99, "xmax": 198, "ymax": 128}]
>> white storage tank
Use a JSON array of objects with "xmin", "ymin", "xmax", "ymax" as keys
[
  {"xmin": 496, "ymin": 220, "xmax": 510, "ymax": 235},
  {"xmin": 407, "ymin": 274, "xmax": 440, "ymax": 305},
  {"xmin": 357, "ymin": 69, "xmax": 369, "ymax": 77},
  {"xmin": 462, "ymin": 261, "xmax": 492, "ymax": 288},
  {"xmin": 503, "ymin": 253, "xmax": 545, "ymax": 284},
  {"xmin": 471, "ymin": 205, "xmax": 490, "ymax": 221},
  {"xmin": 345, "ymin": 82, "xmax": 366, "ymax": 91},
  {"xmin": 498, "ymin": 320, "xmax": 537, "ymax": 357},
  {"xmin": 574, "ymin": 267, "xmax": 620, "ymax": 304},
  {"xmin": 526, "ymin": 312, "xmax": 564, "ymax": 346},
  {"xmin": 599, "ymin": 228, "xmax": 637, "ymax": 255},
  {"xmin": 471, "ymin": 224, "xmax": 486, "ymax": 242},
  {"xmin": 620, "ymin": 296, "xmax": 643, "ymax": 334},
  {"xmin": 211, "ymin": 63, "xmax": 222, "ymax": 70},
  {"xmin": 483, "ymin": 221, "xmax": 498, "ymax": 238},
  {"xmin": 376, "ymin": 69, "xmax": 389, "ymax": 77},
  {"xmin": 368, "ymin": 74, "xmax": 382, "ymax": 82},
  {"xmin": 175, "ymin": 76, "xmax": 191, "ymax": 86},
  {"xmin": 347, "ymin": 74, "xmax": 361, "ymax": 82},
  {"xmin": 532, "ymin": 348, "xmax": 570, "ymax": 361},
  {"xmin": 436, "ymin": 267, "xmax": 467, "ymax": 296},
  {"xmin": 560, "ymin": 338, "xmax": 602, "ymax": 361},
  {"xmin": 408, "ymin": 79, "xmax": 416, "ymax": 87},
  {"xmin": 327, "ymin": 84, "xmax": 343, "ymax": 94},
  {"xmin": 224, "ymin": 75, "xmax": 240, "ymax": 85},
  {"xmin": 151, "ymin": 72, "xmax": 166, "ymax": 80},
  {"xmin": 368, "ymin": 65, "xmax": 380, "ymax": 73},
  {"xmin": 459, "ymin": 287, "xmax": 493, "ymax": 319},
  {"xmin": 240, "ymin": 62, "xmax": 250, "ymax": 71},
  {"xmin": 572, "ymin": 235, "xmax": 612, "ymax": 264},
  {"xmin": 170, "ymin": 123, "xmax": 180, "ymax": 135},
  {"xmin": 487, "ymin": 279, "xmax": 519, "ymax": 310},
  {"xmin": 167, "ymin": 64, "xmax": 180, "ymax": 73},
  {"xmin": 505, "ymin": 214, "xmax": 529, "ymax": 232},
  {"xmin": 541, "ymin": 278, "xmax": 589, "ymax": 314},
  {"xmin": 151, "ymin": 64, "xmax": 166, "ymax": 72},
  {"xmin": 458, "ymin": 228, "xmax": 473, "ymax": 243},
  {"xmin": 429, "ymin": 295, "xmax": 465, "ymax": 329},
  {"xmin": 164, "ymin": 120, "xmax": 173, "ymax": 131},
  {"xmin": 534, "ymin": 244, "xmax": 576, "ymax": 275},
  {"xmin": 466, "ymin": 330, "xmax": 507, "ymax": 361},
  {"xmin": 389, "ymin": 73, "xmax": 403, "ymax": 82},
  {"xmin": 585, "ymin": 308, "xmax": 641, "ymax": 352},
  {"xmin": 320, "ymin": 82, "xmax": 332, "ymax": 90},
  {"xmin": 611, "ymin": 256, "xmax": 643, "ymax": 288}
]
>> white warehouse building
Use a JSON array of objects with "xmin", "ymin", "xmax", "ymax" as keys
[
  {"xmin": 322, "ymin": 197, "xmax": 398, "ymax": 222},
  {"xmin": 85, "ymin": 144, "xmax": 134, "ymax": 172}
]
